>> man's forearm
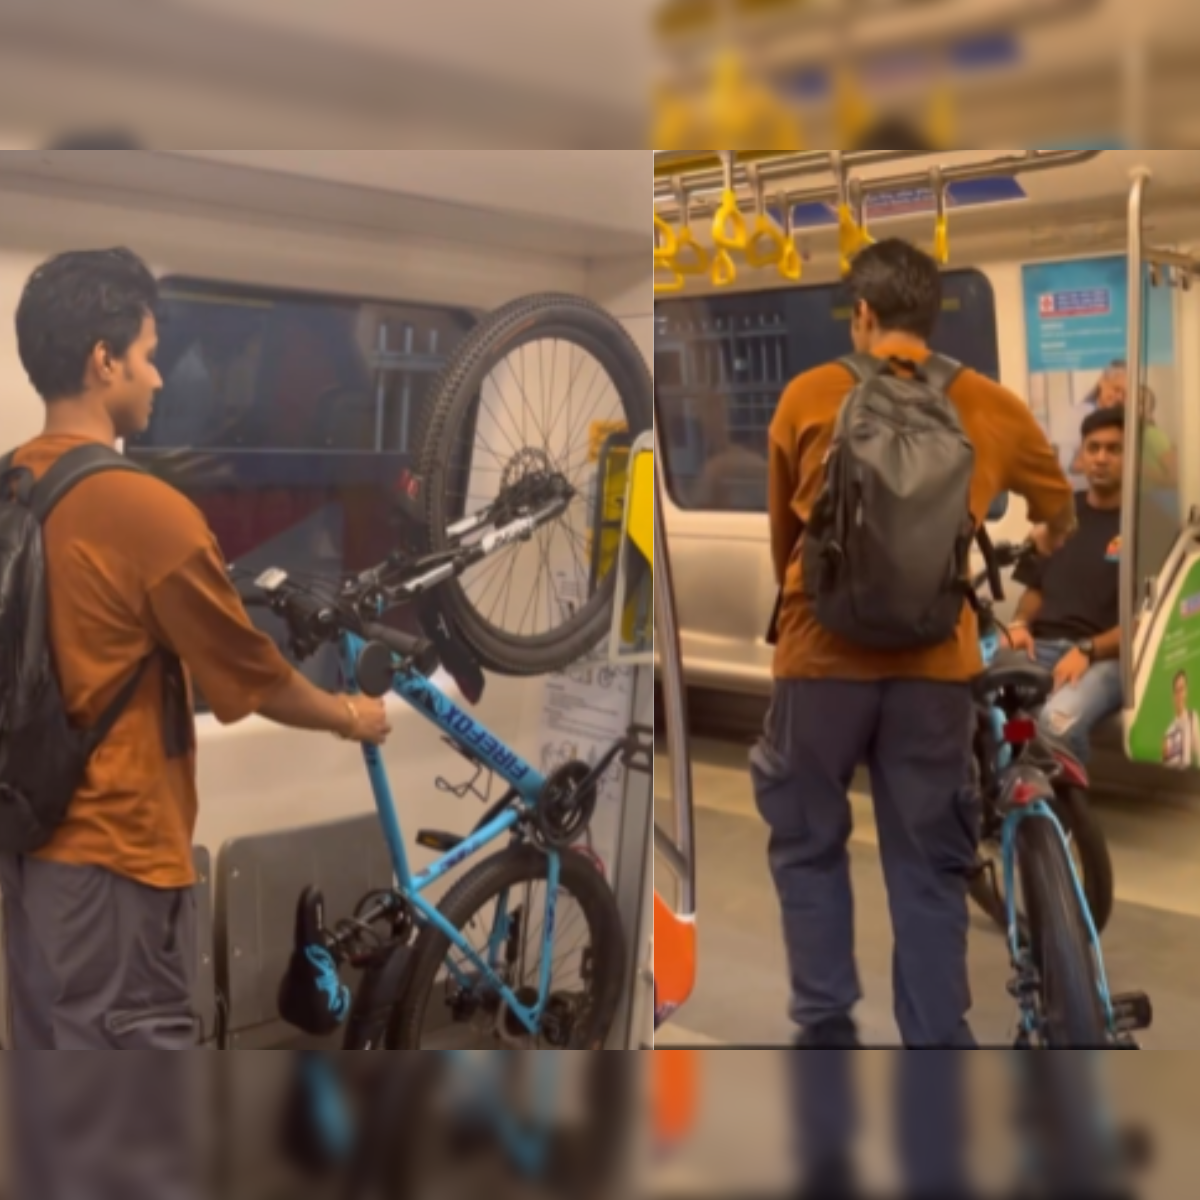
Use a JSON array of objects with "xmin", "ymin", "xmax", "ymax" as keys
[
  {"xmin": 258, "ymin": 669, "xmax": 357, "ymax": 737},
  {"xmin": 1093, "ymin": 627, "xmax": 1122, "ymax": 662},
  {"xmin": 1046, "ymin": 498, "xmax": 1079, "ymax": 541},
  {"xmin": 1011, "ymin": 588, "xmax": 1044, "ymax": 628}
]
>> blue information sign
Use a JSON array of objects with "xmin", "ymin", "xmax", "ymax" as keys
[
  {"xmin": 775, "ymin": 176, "xmax": 1027, "ymax": 231},
  {"xmin": 1023, "ymin": 256, "xmax": 1174, "ymax": 372}
]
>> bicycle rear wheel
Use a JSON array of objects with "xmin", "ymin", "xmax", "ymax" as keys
[
  {"xmin": 387, "ymin": 845, "xmax": 626, "ymax": 1049},
  {"xmin": 1016, "ymin": 816, "xmax": 1110, "ymax": 1048},
  {"xmin": 413, "ymin": 293, "xmax": 653, "ymax": 677}
]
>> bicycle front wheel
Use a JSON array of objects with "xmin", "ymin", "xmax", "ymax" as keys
[
  {"xmin": 414, "ymin": 293, "xmax": 653, "ymax": 677},
  {"xmin": 387, "ymin": 845, "xmax": 627, "ymax": 1049},
  {"xmin": 1017, "ymin": 816, "xmax": 1110, "ymax": 1048},
  {"xmin": 972, "ymin": 785, "xmax": 1114, "ymax": 937}
]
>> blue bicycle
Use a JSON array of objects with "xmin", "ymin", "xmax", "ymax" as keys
[
  {"xmin": 237, "ymin": 292, "xmax": 652, "ymax": 1049},
  {"xmin": 970, "ymin": 535, "xmax": 1151, "ymax": 1048}
]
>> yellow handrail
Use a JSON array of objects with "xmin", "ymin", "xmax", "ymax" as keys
[
  {"xmin": 833, "ymin": 154, "xmax": 873, "ymax": 276},
  {"xmin": 930, "ymin": 167, "xmax": 950, "ymax": 265},
  {"xmin": 654, "ymin": 212, "xmax": 679, "ymax": 266},
  {"xmin": 777, "ymin": 191, "xmax": 802, "ymax": 282},
  {"xmin": 743, "ymin": 163, "xmax": 787, "ymax": 269},
  {"xmin": 711, "ymin": 151, "xmax": 747, "ymax": 288},
  {"xmin": 671, "ymin": 178, "xmax": 711, "ymax": 277}
]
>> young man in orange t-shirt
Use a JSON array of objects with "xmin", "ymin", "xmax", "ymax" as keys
[{"xmin": 0, "ymin": 249, "xmax": 394, "ymax": 1051}]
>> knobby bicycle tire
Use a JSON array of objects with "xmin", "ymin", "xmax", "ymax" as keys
[
  {"xmin": 386, "ymin": 844, "xmax": 627, "ymax": 1049},
  {"xmin": 413, "ymin": 293, "xmax": 654, "ymax": 677},
  {"xmin": 971, "ymin": 786, "xmax": 1114, "ymax": 937},
  {"xmin": 1017, "ymin": 815, "xmax": 1109, "ymax": 1048}
]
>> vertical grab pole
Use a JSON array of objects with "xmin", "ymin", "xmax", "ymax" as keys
[
  {"xmin": 653, "ymin": 419, "xmax": 696, "ymax": 916},
  {"xmin": 1122, "ymin": 167, "xmax": 1153, "ymax": 702}
]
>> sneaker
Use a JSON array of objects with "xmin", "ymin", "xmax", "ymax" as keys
[{"xmin": 794, "ymin": 1016, "xmax": 861, "ymax": 1048}]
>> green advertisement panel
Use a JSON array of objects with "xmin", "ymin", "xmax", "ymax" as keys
[{"xmin": 1129, "ymin": 554, "xmax": 1200, "ymax": 769}]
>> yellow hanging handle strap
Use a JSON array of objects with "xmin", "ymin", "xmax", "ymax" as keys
[
  {"xmin": 654, "ymin": 212, "xmax": 679, "ymax": 266},
  {"xmin": 711, "ymin": 150, "xmax": 746, "ymax": 288},
  {"xmin": 671, "ymin": 177, "xmax": 711, "ymax": 277},
  {"xmin": 834, "ymin": 155, "xmax": 873, "ymax": 277},
  {"xmin": 654, "ymin": 218, "xmax": 684, "ymax": 294},
  {"xmin": 743, "ymin": 164, "xmax": 787, "ymax": 269},
  {"xmin": 777, "ymin": 192, "xmax": 802, "ymax": 282},
  {"xmin": 930, "ymin": 167, "xmax": 950, "ymax": 265}
]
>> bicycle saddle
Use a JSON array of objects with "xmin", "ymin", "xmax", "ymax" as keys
[{"xmin": 972, "ymin": 649, "xmax": 1055, "ymax": 703}]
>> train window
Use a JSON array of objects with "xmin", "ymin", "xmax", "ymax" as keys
[
  {"xmin": 654, "ymin": 269, "xmax": 1000, "ymax": 512},
  {"xmin": 127, "ymin": 278, "xmax": 476, "ymax": 700}
]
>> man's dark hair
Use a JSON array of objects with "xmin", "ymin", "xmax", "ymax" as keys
[
  {"xmin": 15, "ymin": 248, "xmax": 158, "ymax": 402},
  {"xmin": 844, "ymin": 238, "xmax": 943, "ymax": 340},
  {"xmin": 1081, "ymin": 406, "xmax": 1125, "ymax": 442},
  {"xmin": 1176, "ymin": 670, "xmax": 1188, "ymax": 687}
]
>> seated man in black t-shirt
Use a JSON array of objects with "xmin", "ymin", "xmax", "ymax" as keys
[{"xmin": 1007, "ymin": 408, "xmax": 1127, "ymax": 764}]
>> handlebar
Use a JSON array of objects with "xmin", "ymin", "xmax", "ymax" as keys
[
  {"xmin": 236, "ymin": 566, "xmax": 435, "ymax": 673},
  {"xmin": 972, "ymin": 537, "xmax": 1038, "ymax": 598}
]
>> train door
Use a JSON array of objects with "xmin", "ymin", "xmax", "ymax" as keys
[{"xmin": 1123, "ymin": 169, "xmax": 1200, "ymax": 771}]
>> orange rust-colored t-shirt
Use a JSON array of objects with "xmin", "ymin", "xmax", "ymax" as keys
[
  {"xmin": 768, "ymin": 337, "xmax": 1074, "ymax": 683},
  {"xmin": 13, "ymin": 434, "xmax": 295, "ymax": 890}
]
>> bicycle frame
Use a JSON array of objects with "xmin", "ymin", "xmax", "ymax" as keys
[{"xmin": 337, "ymin": 631, "xmax": 561, "ymax": 1037}]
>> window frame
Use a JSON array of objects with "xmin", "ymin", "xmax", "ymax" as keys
[{"xmin": 653, "ymin": 267, "xmax": 1001, "ymax": 514}]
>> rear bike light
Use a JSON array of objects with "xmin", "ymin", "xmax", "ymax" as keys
[{"xmin": 1004, "ymin": 719, "xmax": 1038, "ymax": 745}]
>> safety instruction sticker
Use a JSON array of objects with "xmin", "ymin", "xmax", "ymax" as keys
[{"xmin": 537, "ymin": 571, "xmax": 636, "ymax": 875}]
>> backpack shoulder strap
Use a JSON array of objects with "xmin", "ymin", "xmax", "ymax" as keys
[
  {"xmin": 30, "ymin": 444, "xmax": 146, "ymax": 524},
  {"xmin": 839, "ymin": 353, "xmax": 886, "ymax": 385},
  {"xmin": 921, "ymin": 353, "xmax": 965, "ymax": 394}
]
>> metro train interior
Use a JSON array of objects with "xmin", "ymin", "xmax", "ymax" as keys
[{"xmin": 653, "ymin": 148, "xmax": 1200, "ymax": 1055}]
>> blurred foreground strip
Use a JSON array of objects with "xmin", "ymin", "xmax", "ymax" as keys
[
  {"xmin": 646, "ymin": 1048, "xmax": 1187, "ymax": 1198},
  {"xmin": 1, "ymin": 1050, "xmax": 643, "ymax": 1200}
]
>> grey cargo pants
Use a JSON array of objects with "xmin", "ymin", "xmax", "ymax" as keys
[
  {"xmin": 0, "ymin": 856, "xmax": 203, "ymax": 1199},
  {"xmin": 751, "ymin": 678, "xmax": 980, "ymax": 1047}
]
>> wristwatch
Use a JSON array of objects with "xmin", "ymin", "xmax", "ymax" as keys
[{"xmin": 1078, "ymin": 638, "xmax": 1096, "ymax": 664}]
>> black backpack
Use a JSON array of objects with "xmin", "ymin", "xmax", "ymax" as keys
[
  {"xmin": 801, "ymin": 353, "xmax": 977, "ymax": 651},
  {"xmin": 0, "ymin": 444, "xmax": 155, "ymax": 854}
]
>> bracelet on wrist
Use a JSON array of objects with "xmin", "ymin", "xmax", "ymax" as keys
[{"xmin": 338, "ymin": 698, "xmax": 360, "ymax": 741}]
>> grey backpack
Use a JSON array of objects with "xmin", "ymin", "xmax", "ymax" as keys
[{"xmin": 801, "ymin": 352, "xmax": 976, "ymax": 651}]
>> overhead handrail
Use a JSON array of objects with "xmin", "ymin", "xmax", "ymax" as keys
[
  {"xmin": 777, "ymin": 190, "xmax": 802, "ymax": 281},
  {"xmin": 671, "ymin": 176, "xmax": 712, "ymax": 277},
  {"xmin": 1121, "ymin": 166, "xmax": 1152, "ymax": 701},
  {"xmin": 652, "ymin": 148, "xmax": 1106, "ymax": 221},
  {"xmin": 743, "ymin": 163, "xmax": 788, "ymax": 269},
  {"xmin": 711, "ymin": 150, "xmax": 748, "ymax": 288}
]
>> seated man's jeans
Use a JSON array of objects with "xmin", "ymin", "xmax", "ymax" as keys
[{"xmin": 1033, "ymin": 639, "xmax": 1124, "ymax": 766}]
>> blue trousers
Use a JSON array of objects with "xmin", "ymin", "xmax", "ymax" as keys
[
  {"xmin": 1034, "ymin": 640, "xmax": 1124, "ymax": 765},
  {"xmin": 751, "ymin": 679, "xmax": 979, "ymax": 1048}
]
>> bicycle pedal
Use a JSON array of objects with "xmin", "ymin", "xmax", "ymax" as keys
[
  {"xmin": 417, "ymin": 830, "xmax": 465, "ymax": 853},
  {"xmin": 1111, "ymin": 992, "xmax": 1154, "ymax": 1035}
]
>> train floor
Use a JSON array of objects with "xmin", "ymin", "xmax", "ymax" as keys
[{"xmin": 656, "ymin": 737, "xmax": 1200, "ymax": 1050}]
